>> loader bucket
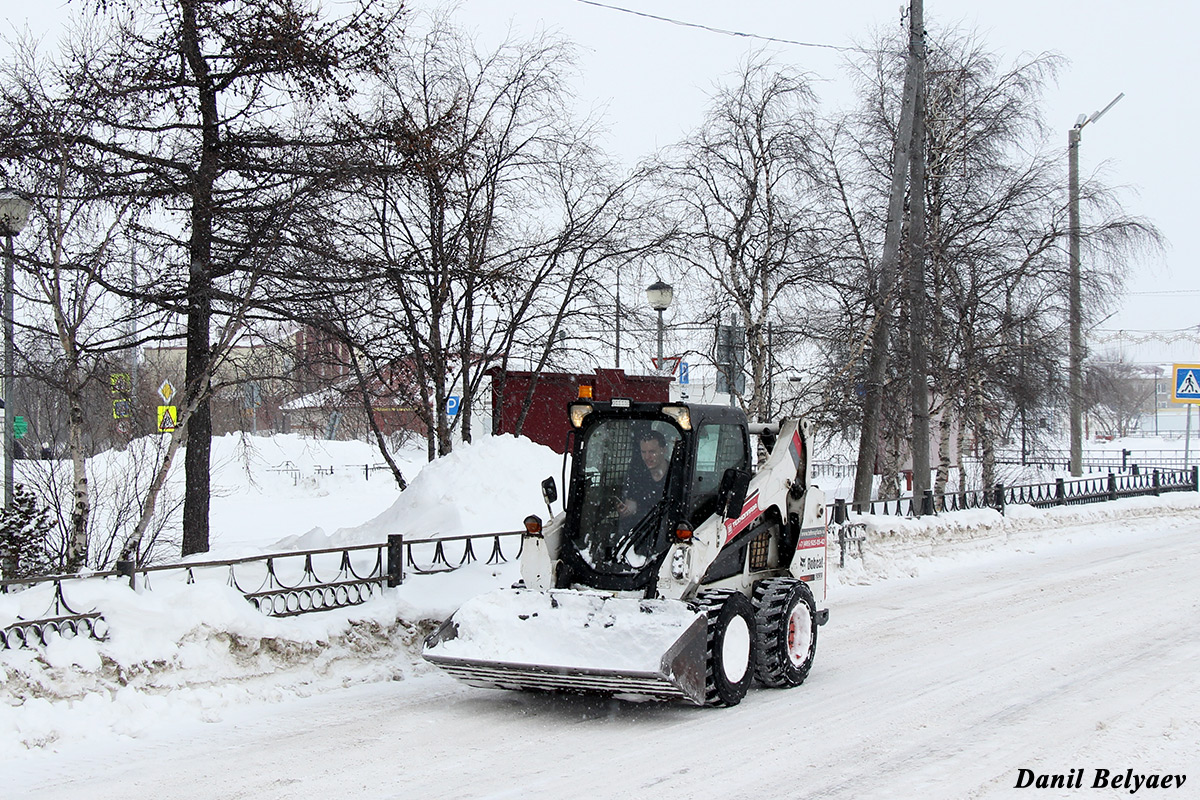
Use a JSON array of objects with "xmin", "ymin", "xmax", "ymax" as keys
[{"xmin": 422, "ymin": 588, "xmax": 709, "ymax": 705}]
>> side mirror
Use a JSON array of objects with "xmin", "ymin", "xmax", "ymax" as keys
[
  {"xmin": 541, "ymin": 477, "xmax": 558, "ymax": 508},
  {"xmin": 717, "ymin": 468, "xmax": 752, "ymax": 519}
]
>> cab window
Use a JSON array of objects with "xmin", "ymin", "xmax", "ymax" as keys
[{"xmin": 689, "ymin": 422, "xmax": 748, "ymax": 525}]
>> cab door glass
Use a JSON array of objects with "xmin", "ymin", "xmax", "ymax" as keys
[{"xmin": 689, "ymin": 422, "xmax": 748, "ymax": 524}]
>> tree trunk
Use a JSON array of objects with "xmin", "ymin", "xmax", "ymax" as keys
[
  {"xmin": 180, "ymin": 0, "xmax": 216, "ymax": 557},
  {"xmin": 878, "ymin": 429, "xmax": 900, "ymax": 500},
  {"xmin": 955, "ymin": 401, "xmax": 967, "ymax": 495},
  {"xmin": 65, "ymin": 387, "xmax": 89, "ymax": 571},
  {"xmin": 934, "ymin": 407, "xmax": 952, "ymax": 496}
]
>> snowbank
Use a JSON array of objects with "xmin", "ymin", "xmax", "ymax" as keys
[
  {"xmin": 831, "ymin": 491, "xmax": 1200, "ymax": 586},
  {"xmin": 275, "ymin": 434, "xmax": 565, "ymax": 549}
]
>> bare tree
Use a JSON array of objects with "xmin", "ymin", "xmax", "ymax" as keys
[
  {"xmin": 37, "ymin": 0, "xmax": 405, "ymax": 556},
  {"xmin": 0, "ymin": 28, "xmax": 168, "ymax": 570},
  {"xmin": 318, "ymin": 15, "xmax": 646, "ymax": 460},
  {"xmin": 653, "ymin": 54, "xmax": 833, "ymax": 421},
  {"xmin": 1085, "ymin": 355, "xmax": 1155, "ymax": 439},
  {"xmin": 823, "ymin": 22, "xmax": 1162, "ymax": 500}
]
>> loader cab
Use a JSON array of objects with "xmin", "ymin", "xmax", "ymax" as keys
[{"xmin": 558, "ymin": 400, "xmax": 750, "ymax": 593}]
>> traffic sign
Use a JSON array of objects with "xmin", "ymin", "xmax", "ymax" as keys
[
  {"xmin": 680, "ymin": 362, "xmax": 689, "ymax": 385},
  {"xmin": 446, "ymin": 395, "xmax": 461, "ymax": 416},
  {"xmin": 159, "ymin": 379, "xmax": 176, "ymax": 404},
  {"xmin": 12, "ymin": 415, "xmax": 26, "ymax": 439},
  {"xmin": 157, "ymin": 405, "xmax": 178, "ymax": 432},
  {"xmin": 1172, "ymin": 364, "xmax": 1200, "ymax": 404}
]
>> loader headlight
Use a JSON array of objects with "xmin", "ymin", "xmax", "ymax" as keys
[
  {"xmin": 661, "ymin": 404, "xmax": 692, "ymax": 430},
  {"xmin": 568, "ymin": 401, "xmax": 594, "ymax": 429},
  {"xmin": 524, "ymin": 515, "xmax": 543, "ymax": 537}
]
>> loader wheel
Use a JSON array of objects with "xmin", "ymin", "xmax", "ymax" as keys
[
  {"xmin": 698, "ymin": 590, "xmax": 756, "ymax": 707},
  {"xmin": 752, "ymin": 577, "xmax": 817, "ymax": 688}
]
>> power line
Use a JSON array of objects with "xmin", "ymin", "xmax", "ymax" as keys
[
  {"xmin": 1124, "ymin": 289, "xmax": 1200, "ymax": 296},
  {"xmin": 572, "ymin": 0, "xmax": 870, "ymax": 53}
]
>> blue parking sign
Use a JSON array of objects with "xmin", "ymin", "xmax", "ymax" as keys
[
  {"xmin": 446, "ymin": 395, "xmax": 461, "ymax": 416},
  {"xmin": 680, "ymin": 362, "xmax": 689, "ymax": 385}
]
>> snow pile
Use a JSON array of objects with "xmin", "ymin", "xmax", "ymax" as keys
[
  {"xmin": 205, "ymin": 433, "xmax": 422, "ymax": 556},
  {"xmin": 2, "ymin": 432, "xmax": 562, "ymax": 755},
  {"xmin": 0, "ymin": 576, "xmax": 437, "ymax": 753},
  {"xmin": 280, "ymin": 434, "xmax": 565, "ymax": 549}
]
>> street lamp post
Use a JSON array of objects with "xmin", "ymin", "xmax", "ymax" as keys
[
  {"xmin": 1068, "ymin": 92, "xmax": 1123, "ymax": 477},
  {"xmin": 0, "ymin": 191, "xmax": 31, "ymax": 510},
  {"xmin": 614, "ymin": 263, "xmax": 621, "ymax": 369},
  {"xmin": 645, "ymin": 279, "xmax": 673, "ymax": 372}
]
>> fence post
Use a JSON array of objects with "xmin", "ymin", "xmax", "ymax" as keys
[
  {"xmin": 387, "ymin": 534, "xmax": 404, "ymax": 587},
  {"xmin": 1108, "ymin": 472, "xmax": 1118, "ymax": 502},
  {"xmin": 1193, "ymin": 465, "xmax": 1199, "ymax": 492},
  {"xmin": 115, "ymin": 550, "xmax": 136, "ymax": 590},
  {"xmin": 832, "ymin": 499, "xmax": 848, "ymax": 568},
  {"xmin": 922, "ymin": 489, "xmax": 934, "ymax": 516},
  {"xmin": 1055, "ymin": 477, "xmax": 1066, "ymax": 506},
  {"xmin": 993, "ymin": 483, "xmax": 1006, "ymax": 514},
  {"xmin": 1152, "ymin": 469, "xmax": 1161, "ymax": 496}
]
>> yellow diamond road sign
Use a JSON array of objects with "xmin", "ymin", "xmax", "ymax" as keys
[{"xmin": 159, "ymin": 379, "xmax": 176, "ymax": 404}]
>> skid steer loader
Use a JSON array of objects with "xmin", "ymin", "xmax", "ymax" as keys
[{"xmin": 423, "ymin": 397, "xmax": 829, "ymax": 707}]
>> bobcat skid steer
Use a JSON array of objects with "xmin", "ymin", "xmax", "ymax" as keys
[{"xmin": 423, "ymin": 398, "xmax": 829, "ymax": 707}]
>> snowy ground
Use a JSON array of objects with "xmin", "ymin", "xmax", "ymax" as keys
[{"xmin": 3, "ymin": 432, "xmax": 1199, "ymax": 797}]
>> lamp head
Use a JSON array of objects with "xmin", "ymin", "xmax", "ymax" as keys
[
  {"xmin": 646, "ymin": 279, "xmax": 673, "ymax": 311},
  {"xmin": 0, "ymin": 192, "xmax": 31, "ymax": 237}
]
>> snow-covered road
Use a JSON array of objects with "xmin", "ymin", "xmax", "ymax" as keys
[{"xmin": 9, "ymin": 512, "xmax": 1200, "ymax": 799}]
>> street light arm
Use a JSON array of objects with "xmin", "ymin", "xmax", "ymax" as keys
[{"xmin": 1077, "ymin": 92, "xmax": 1125, "ymax": 130}]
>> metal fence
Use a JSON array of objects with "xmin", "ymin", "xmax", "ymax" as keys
[
  {"xmin": 826, "ymin": 466, "xmax": 1199, "ymax": 567},
  {"xmin": 1, "ymin": 530, "xmax": 523, "ymax": 650}
]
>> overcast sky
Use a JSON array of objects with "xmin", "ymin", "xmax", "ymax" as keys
[
  {"xmin": 450, "ymin": 1, "xmax": 1196, "ymax": 343},
  {"xmin": 12, "ymin": 1, "xmax": 1199, "ymax": 359}
]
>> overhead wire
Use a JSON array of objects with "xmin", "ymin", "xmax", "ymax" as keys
[{"xmin": 571, "ymin": 0, "xmax": 875, "ymax": 54}]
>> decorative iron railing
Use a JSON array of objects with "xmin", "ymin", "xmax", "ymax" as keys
[
  {"xmin": 1, "ymin": 530, "xmax": 524, "ymax": 649},
  {"xmin": 0, "ymin": 577, "xmax": 110, "ymax": 649},
  {"xmin": 826, "ymin": 466, "xmax": 1199, "ymax": 566},
  {"xmin": 403, "ymin": 531, "xmax": 523, "ymax": 576}
]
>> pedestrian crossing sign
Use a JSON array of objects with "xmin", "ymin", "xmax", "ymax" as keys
[{"xmin": 1172, "ymin": 364, "xmax": 1200, "ymax": 404}]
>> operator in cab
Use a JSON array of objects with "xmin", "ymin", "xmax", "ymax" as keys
[{"xmin": 618, "ymin": 430, "xmax": 671, "ymax": 526}]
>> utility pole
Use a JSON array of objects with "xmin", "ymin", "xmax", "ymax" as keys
[
  {"xmin": 853, "ymin": 0, "xmax": 924, "ymax": 510},
  {"xmin": 1068, "ymin": 92, "xmax": 1123, "ymax": 477},
  {"xmin": 907, "ymin": 2, "xmax": 930, "ymax": 511}
]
